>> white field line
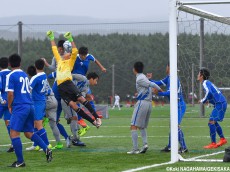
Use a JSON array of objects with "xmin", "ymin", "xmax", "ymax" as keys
[
  {"xmin": 1, "ymin": 135, "xmax": 229, "ymax": 147},
  {"xmin": 121, "ymin": 161, "xmax": 173, "ymax": 172},
  {"xmin": 63, "ymin": 125, "xmax": 230, "ymax": 128}
]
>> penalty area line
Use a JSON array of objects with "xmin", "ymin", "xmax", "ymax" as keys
[{"xmin": 122, "ymin": 161, "xmax": 174, "ymax": 172}]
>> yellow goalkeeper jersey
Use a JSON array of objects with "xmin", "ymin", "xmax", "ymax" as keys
[{"xmin": 52, "ymin": 46, "xmax": 78, "ymax": 85}]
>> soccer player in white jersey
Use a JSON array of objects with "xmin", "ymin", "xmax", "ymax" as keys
[
  {"xmin": 6, "ymin": 54, "xmax": 52, "ymax": 167},
  {"xmin": 112, "ymin": 94, "xmax": 121, "ymax": 110},
  {"xmin": 127, "ymin": 62, "xmax": 162, "ymax": 154}
]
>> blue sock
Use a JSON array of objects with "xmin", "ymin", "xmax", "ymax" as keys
[
  {"xmin": 167, "ymin": 133, "xmax": 171, "ymax": 148},
  {"xmin": 208, "ymin": 123, "xmax": 216, "ymax": 143},
  {"xmin": 31, "ymin": 133, "xmax": 47, "ymax": 152},
  {"xmin": 37, "ymin": 128, "xmax": 49, "ymax": 145},
  {"xmin": 78, "ymin": 114, "xmax": 82, "ymax": 121},
  {"xmin": 215, "ymin": 122, "xmax": 224, "ymax": 138},
  {"xmin": 11, "ymin": 137, "xmax": 24, "ymax": 163},
  {"xmin": 33, "ymin": 128, "xmax": 38, "ymax": 146},
  {"xmin": 6, "ymin": 125, "xmax": 10, "ymax": 136},
  {"xmin": 90, "ymin": 101, "xmax": 96, "ymax": 111},
  {"xmin": 178, "ymin": 128, "xmax": 187, "ymax": 149},
  {"xmin": 57, "ymin": 123, "xmax": 68, "ymax": 140}
]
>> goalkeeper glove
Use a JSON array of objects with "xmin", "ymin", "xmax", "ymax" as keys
[
  {"xmin": 47, "ymin": 31, "xmax": 54, "ymax": 40},
  {"xmin": 43, "ymin": 117, "xmax": 49, "ymax": 127},
  {"xmin": 64, "ymin": 32, "xmax": 73, "ymax": 42}
]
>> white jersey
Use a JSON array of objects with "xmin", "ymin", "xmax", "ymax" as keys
[{"xmin": 114, "ymin": 95, "xmax": 120, "ymax": 103}]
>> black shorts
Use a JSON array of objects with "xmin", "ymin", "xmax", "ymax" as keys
[{"xmin": 58, "ymin": 80, "xmax": 82, "ymax": 105}]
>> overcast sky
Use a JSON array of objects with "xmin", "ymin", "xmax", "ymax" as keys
[{"xmin": 0, "ymin": 0, "xmax": 229, "ymax": 21}]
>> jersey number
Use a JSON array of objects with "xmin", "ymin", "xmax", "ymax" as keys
[{"xmin": 20, "ymin": 77, "xmax": 30, "ymax": 93}]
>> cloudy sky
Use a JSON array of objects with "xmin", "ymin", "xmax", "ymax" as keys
[{"xmin": 0, "ymin": 0, "xmax": 229, "ymax": 21}]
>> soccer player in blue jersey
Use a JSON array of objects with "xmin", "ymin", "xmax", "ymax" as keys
[
  {"xmin": 0, "ymin": 57, "xmax": 14, "ymax": 153},
  {"xmin": 28, "ymin": 59, "xmax": 51, "ymax": 151},
  {"xmin": 150, "ymin": 63, "xmax": 188, "ymax": 153},
  {"xmin": 26, "ymin": 64, "xmax": 63, "ymax": 150},
  {"xmin": 197, "ymin": 68, "xmax": 227, "ymax": 149},
  {"xmin": 6, "ymin": 54, "xmax": 52, "ymax": 168},
  {"xmin": 72, "ymin": 47, "xmax": 106, "ymax": 133}
]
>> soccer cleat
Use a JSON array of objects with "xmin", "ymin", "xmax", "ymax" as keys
[
  {"xmin": 160, "ymin": 146, "xmax": 171, "ymax": 152},
  {"xmin": 127, "ymin": 149, "xmax": 140, "ymax": 154},
  {"xmin": 78, "ymin": 126, "xmax": 90, "ymax": 137},
  {"xmin": 40, "ymin": 144, "xmax": 52, "ymax": 151},
  {"xmin": 72, "ymin": 139, "xmax": 86, "ymax": 146},
  {"xmin": 52, "ymin": 143, "xmax": 63, "ymax": 150},
  {"xmin": 178, "ymin": 147, "xmax": 188, "ymax": 154},
  {"xmin": 216, "ymin": 138, "xmax": 227, "ymax": 147},
  {"xmin": 203, "ymin": 142, "xmax": 218, "ymax": 149},
  {"xmin": 8, "ymin": 161, "xmax": 25, "ymax": 168},
  {"xmin": 96, "ymin": 118, "xmax": 102, "ymax": 128},
  {"xmin": 7, "ymin": 146, "xmax": 14, "ymax": 153},
  {"xmin": 78, "ymin": 119, "xmax": 87, "ymax": 128},
  {"xmin": 26, "ymin": 145, "xmax": 40, "ymax": 151},
  {"xmin": 46, "ymin": 149, "xmax": 53, "ymax": 163},
  {"xmin": 66, "ymin": 136, "xmax": 71, "ymax": 148},
  {"xmin": 139, "ymin": 144, "xmax": 148, "ymax": 154}
]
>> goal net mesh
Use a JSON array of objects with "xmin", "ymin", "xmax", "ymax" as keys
[{"xmin": 177, "ymin": 3, "xmax": 230, "ymax": 162}]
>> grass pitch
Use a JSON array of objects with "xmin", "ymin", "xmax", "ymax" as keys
[{"xmin": 0, "ymin": 104, "xmax": 230, "ymax": 171}]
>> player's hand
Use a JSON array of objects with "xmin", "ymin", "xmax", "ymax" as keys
[
  {"xmin": 198, "ymin": 100, "xmax": 202, "ymax": 103},
  {"xmin": 101, "ymin": 67, "xmax": 106, "ymax": 73},
  {"xmin": 64, "ymin": 32, "xmax": 73, "ymax": 42},
  {"xmin": 47, "ymin": 31, "xmax": 54, "ymax": 40},
  {"xmin": 0, "ymin": 100, "xmax": 6, "ymax": 105},
  {"xmin": 146, "ymin": 73, "xmax": 152, "ymax": 79},
  {"xmin": 41, "ymin": 58, "xmax": 50, "ymax": 67},
  {"xmin": 153, "ymin": 88, "xmax": 158, "ymax": 95}
]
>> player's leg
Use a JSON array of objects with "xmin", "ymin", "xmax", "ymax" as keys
[
  {"xmin": 24, "ymin": 105, "xmax": 52, "ymax": 162},
  {"xmin": 61, "ymin": 99, "xmax": 85, "ymax": 146},
  {"xmin": 139, "ymin": 101, "xmax": 152, "ymax": 153},
  {"xmin": 53, "ymin": 81, "xmax": 69, "ymax": 140},
  {"xmin": 178, "ymin": 101, "xmax": 188, "ymax": 153},
  {"xmin": 127, "ymin": 100, "xmax": 143, "ymax": 154},
  {"xmin": 215, "ymin": 102, "xmax": 227, "ymax": 147},
  {"xmin": 34, "ymin": 101, "xmax": 50, "ymax": 148},
  {"xmin": 46, "ymin": 95, "xmax": 63, "ymax": 149},
  {"xmin": 2, "ymin": 107, "xmax": 14, "ymax": 152},
  {"xmin": 204, "ymin": 106, "xmax": 221, "ymax": 149}
]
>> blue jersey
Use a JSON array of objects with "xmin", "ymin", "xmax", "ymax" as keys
[
  {"xmin": 30, "ymin": 72, "xmax": 49, "ymax": 101},
  {"xmin": 5, "ymin": 69, "xmax": 32, "ymax": 105},
  {"xmin": 201, "ymin": 80, "xmax": 226, "ymax": 105},
  {"xmin": 72, "ymin": 54, "xmax": 95, "ymax": 75},
  {"xmin": 0, "ymin": 69, "xmax": 11, "ymax": 103},
  {"xmin": 151, "ymin": 75, "xmax": 185, "ymax": 102}
]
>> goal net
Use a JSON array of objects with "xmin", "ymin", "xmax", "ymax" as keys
[{"xmin": 173, "ymin": 1, "xmax": 230, "ymax": 162}]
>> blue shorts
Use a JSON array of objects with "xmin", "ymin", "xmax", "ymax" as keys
[
  {"xmin": 209, "ymin": 102, "xmax": 227, "ymax": 122},
  {"xmin": 0, "ymin": 105, "xmax": 11, "ymax": 120},
  {"xmin": 34, "ymin": 101, "xmax": 46, "ymax": 120},
  {"xmin": 178, "ymin": 100, "xmax": 186, "ymax": 125},
  {"xmin": 10, "ymin": 104, "xmax": 34, "ymax": 132}
]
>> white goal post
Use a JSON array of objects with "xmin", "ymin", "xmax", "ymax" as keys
[{"xmin": 169, "ymin": 0, "xmax": 230, "ymax": 163}]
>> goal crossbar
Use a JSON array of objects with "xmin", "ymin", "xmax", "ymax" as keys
[
  {"xmin": 178, "ymin": 5, "xmax": 230, "ymax": 25},
  {"xmin": 179, "ymin": 0, "xmax": 230, "ymax": 6}
]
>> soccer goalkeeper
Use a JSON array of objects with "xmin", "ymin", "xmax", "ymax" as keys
[{"xmin": 46, "ymin": 31, "xmax": 101, "ymax": 128}]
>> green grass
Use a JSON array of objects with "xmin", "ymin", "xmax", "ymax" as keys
[{"xmin": 0, "ymin": 104, "xmax": 230, "ymax": 171}]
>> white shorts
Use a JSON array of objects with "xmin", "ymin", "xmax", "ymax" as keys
[{"xmin": 131, "ymin": 100, "xmax": 152, "ymax": 128}]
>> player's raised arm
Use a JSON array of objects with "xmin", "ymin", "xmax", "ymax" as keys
[
  {"xmin": 72, "ymin": 74, "xmax": 87, "ymax": 82},
  {"xmin": 95, "ymin": 59, "xmax": 106, "ymax": 72},
  {"xmin": 47, "ymin": 31, "xmax": 61, "ymax": 63}
]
